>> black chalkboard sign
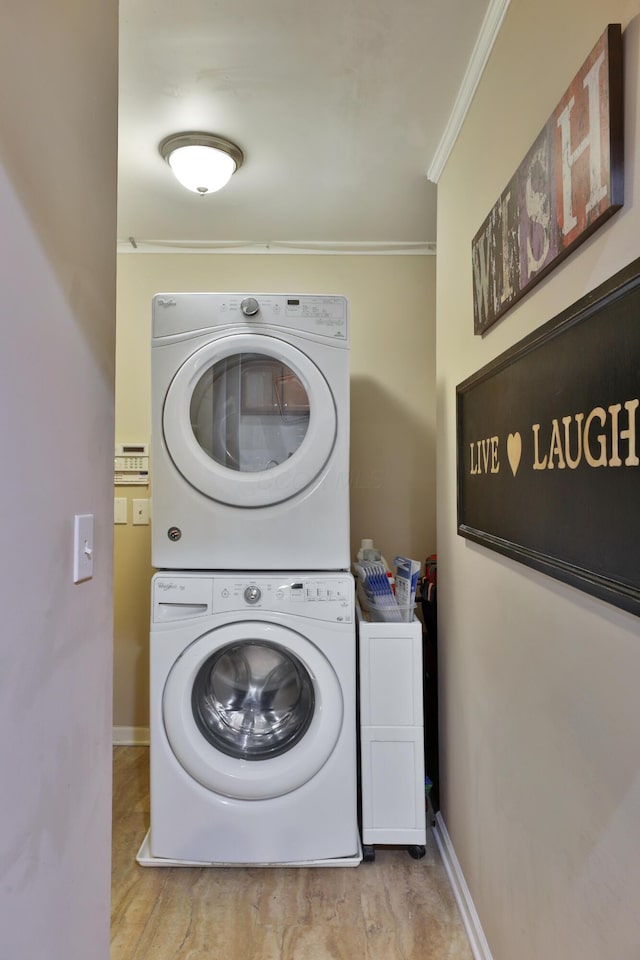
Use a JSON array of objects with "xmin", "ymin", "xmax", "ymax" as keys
[{"xmin": 457, "ymin": 257, "xmax": 640, "ymax": 617}]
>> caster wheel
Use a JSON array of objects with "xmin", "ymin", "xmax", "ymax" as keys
[
  {"xmin": 408, "ymin": 845, "xmax": 426, "ymax": 860},
  {"xmin": 362, "ymin": 845, "xmax": 376, "ymax": 863}
]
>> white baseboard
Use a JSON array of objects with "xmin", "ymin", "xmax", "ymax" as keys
[
  {"xmin": 433, "ymin": 812, "xmax": 494, "ymax": 960},
  {"xmin": 113, "ymin": 726, "xmax": 150, "ymax": 746}
]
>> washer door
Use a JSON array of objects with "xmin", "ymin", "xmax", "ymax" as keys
[
  {"xmin": 163, "ymin": 334, "xmax": 337, "ymax": 507},
  {"xmin": 163, "ymin": 621, "xmax": 344, "ymax": 800}
]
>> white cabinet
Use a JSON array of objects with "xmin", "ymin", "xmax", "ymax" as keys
[{"xmin": 357, "ymin": 606, "xmax": 426, "ymax": 860}]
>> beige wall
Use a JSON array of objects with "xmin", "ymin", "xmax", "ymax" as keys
[
  {"xmin": 436, "ymin": 3, "xmax": 640, "ymax": 959},
  {"xmin": 0, "ymin": 1, "xmax": 118, "ymax": 957},
  {"xmin": 114, "ymin": 253, "xmax": 436, "ymax": 729}
]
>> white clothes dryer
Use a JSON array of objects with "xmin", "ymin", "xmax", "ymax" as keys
[
  {"xmin": 151, "ymin": 293, "xmax": 350, "ymax": 570},
  {"xmin": 146, "ymin": 571, "xmax": 360, "ymax": 865}
]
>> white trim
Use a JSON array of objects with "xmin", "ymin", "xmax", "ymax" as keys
[
  {"xmin": 427, "ymin": 0, "xmax": 511, "ymax": 183},
  {"xmin": 112, "ymin": 726, "xmax": 150, "ymax": 746},
  {"xmin": 433, "ymin": 811, "xmax": 495, "ymax": 960},
  {"xmin": 117, "ymin": 239, "xmax": 436, "ymax": 256}
]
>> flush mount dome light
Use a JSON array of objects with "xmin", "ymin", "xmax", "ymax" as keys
[{"xmin": 159, "ymin": 132, "xmax": 244, "ymax": 195}]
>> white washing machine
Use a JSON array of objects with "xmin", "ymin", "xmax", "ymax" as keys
[
  {"xmin": 144, "ymin": 571, "xmax": 360, "ymax": 865},
  {"xmin": 151, "ymin": 293, "xmax": 350, "ymax": 571}
]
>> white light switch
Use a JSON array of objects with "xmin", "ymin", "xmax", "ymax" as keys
[
  {"xmin": 114, "ymin": 498, "xmax": 127, "ymax": 524},
  {"xmin": 133, "ymin": 499, "xmax": 150, "ymax": 525},
  {"xmin": 73, "ymin": 514, "xmax": 94, "ymax": 583}
]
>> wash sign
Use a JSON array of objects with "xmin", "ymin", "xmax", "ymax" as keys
[
  {"xmin": 457, "ymin": 258, "xmax": 640, "ymax": 618},
  {"xmin": 471, "ymin": 24, "xmax": 624, "ymax": 335}
]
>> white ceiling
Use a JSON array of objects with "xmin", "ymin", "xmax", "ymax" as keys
[{"xmin": 117, "ymin": 0, "xmax": 500, "ymax": 252}]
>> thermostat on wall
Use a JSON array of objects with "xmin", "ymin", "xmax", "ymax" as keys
[{"xmin": 114, "ymin": 443, "xmax": 149, "ymax": 486}]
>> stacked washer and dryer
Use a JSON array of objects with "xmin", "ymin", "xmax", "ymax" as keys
[{"xmin": 139, "ymin": 293, "xmax": 361, "ymax": 866}]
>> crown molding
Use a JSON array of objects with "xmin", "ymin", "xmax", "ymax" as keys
[{"xmin": 427, "ymin": 0, "xmax": 511, "ymax": 184}]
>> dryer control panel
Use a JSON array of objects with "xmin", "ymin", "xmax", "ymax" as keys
[
  {"xmin": 152, "ymin": 574, "xmax": 354, "ymax": 623},
  {"xmin": 152, "ymin": 292, "xmax": 349, "ymax": 343}
]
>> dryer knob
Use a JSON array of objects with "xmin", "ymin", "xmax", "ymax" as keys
[
  {"xmin": 241, "ymin": 297, "xmax": 260, "ymax": 317},
  {"xmin": 244, "ymin": 585, "xmax": 262, "ymax": 604}
]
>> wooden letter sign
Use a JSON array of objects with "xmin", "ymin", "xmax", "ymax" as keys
[{"xmin": 472, "ymin": 25, "xmax": 624, "ymax": 335}]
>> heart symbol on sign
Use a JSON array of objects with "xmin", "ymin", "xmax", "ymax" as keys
[{"xmin": 507, "ymin": 432, "xmax": 522, "ymax": 477}]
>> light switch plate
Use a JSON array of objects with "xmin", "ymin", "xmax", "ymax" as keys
[
  {"xmin": 114, "ymin": 498, "xmax": 128, "ymax": 524},
  {"xmin": 133, "ymin": 499, "xmax": 150, "ymax": 525},
  {"xmin": 73, "ymin": 514, "xmax": 94, "ymax": 583}
]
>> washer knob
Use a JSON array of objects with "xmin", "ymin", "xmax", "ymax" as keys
[
  {"xmin": 241, "ymin": 297, "xmax": 260, "ymax": 317},
  {"xmin": 244, "ymin": 585, "xmax": 262, "ymax": 604}
]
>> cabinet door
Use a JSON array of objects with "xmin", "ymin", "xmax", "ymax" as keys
[
  {"xmin": 360, "ymin": 727, "xmax": 426, "ymax": 844},
  {"xmin": 359, "ymin": 623, "xmax": 423, "ymax": 727}
]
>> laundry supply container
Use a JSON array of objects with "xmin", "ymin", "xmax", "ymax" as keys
[{"xmin": 356, "ymin": 603, "xmax": 426, "ymax": 861}]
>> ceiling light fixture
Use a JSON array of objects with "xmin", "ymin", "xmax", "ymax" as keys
[{"xmin": 159, "ymin": 132, "xmax": 244, "ymax": 196}]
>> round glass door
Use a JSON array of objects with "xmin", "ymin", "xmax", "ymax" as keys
[
  {"xmin": 163, "ymin": 621, "xmax": 343, "ymax": 800},
  {"xmin": 191, "ymin": 640, "xmax": 315, "ymax": 760},
  {"xmin": 190, "ymin": 353, "xmax": 310, "ymax": 474},
  {"xmin": 162, "ymin": 334, "xmax": 337, "ymax": 508}
]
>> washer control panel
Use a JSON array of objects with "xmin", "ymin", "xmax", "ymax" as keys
[
  {"xmin": 219, "ymin": 575, "xmax": 353, "ymax": 622},
  {"xmin": 153, "ymin": 574, "xmax": 354, "ymax": 623}
]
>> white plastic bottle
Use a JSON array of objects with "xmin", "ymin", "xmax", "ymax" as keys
[
  {"xmin": 357, "ymin": 538, "xmax": 379, "ymax": 562},
  {"xmin": 356, "ymin": 538, "xmax": 390, "ymax": 570}
]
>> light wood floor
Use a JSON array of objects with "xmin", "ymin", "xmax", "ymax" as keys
[{"xmin": 111, "ymin": 746, "xmax": 472, "ymax": 960}]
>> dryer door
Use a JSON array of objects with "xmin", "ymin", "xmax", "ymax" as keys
[
  {"xmin": 163, "ymin": 620, "xmax": 344, "ymax": 800},
  {"xmin": 162, "ymin": 334, "xmax": 337, "ymax": 507}
]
